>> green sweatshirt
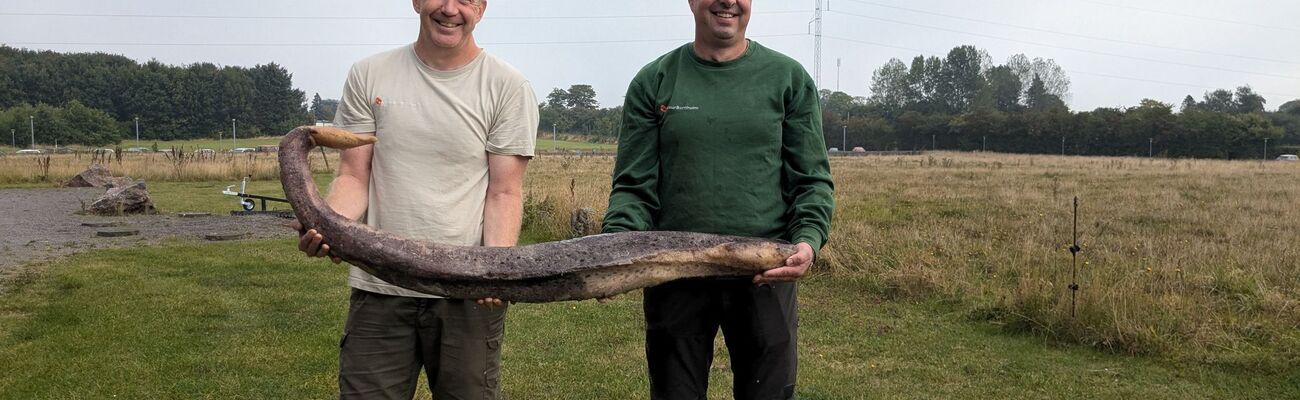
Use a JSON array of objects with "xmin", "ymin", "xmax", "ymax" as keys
[{"xmin": 602, "ymin": 41, "xmax": 834, "ymax": 256}]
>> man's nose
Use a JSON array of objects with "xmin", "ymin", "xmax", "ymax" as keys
[{"xmin": 439, "ymin": 0, "xmax": 459, "ymax": 16}]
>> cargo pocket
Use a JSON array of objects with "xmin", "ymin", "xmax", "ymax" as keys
[{"xmin": 340, "ymin": 289, "xmax": 369, "ymax": 349}]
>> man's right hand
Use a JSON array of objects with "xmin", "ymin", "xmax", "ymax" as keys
[{"xmin": 290, "ymin": 220, "xmax": 342, "ymax": 264}]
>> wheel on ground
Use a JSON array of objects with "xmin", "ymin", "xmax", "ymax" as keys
[{"xmin": 241, "ymin": 198, "xmax": 256, "ymax": 211}]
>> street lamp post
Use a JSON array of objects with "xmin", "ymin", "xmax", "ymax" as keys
[
  {"xmin": 135, "ymin": 117, "xmax": 140, "ymax": 144},
  {"xmin": 1061, "ymin": 136, "xmax": 1066, "ymax": 156},
  {"xmin": 552, "ymin": 123, "xmax": 557, "ymax": 142},
  {"xmin": 1264, "ymin": 138, "xmax": 1269, "ymax": 160},
  {"xmin": 231, "ymin": 119, "xmax": 237, "ymax": 148},
  {"xmin": 29, "ymin": 115, "xmax": 34, "ymax": 149},
  {"xmin": 982, "ymin": 136, "xmax": 986, "ymax": 152},
  {"xmin": 1149, "ymin": 138, "xmax": 1153, "ymax": 158},
  {"xmin": 841, "ymin": 125, "xmax": 846, "ymax": 151}
]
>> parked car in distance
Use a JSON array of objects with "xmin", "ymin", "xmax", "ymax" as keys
[
  {"xmin": 1277, "ymin": 154, "xmax": 1299, "ymax": 161},
  {"xmin": 828, "ymin": 147, "xmax": 840, "ymax": 152},
  {"xmin": 195, "ymin": 148, "xmax": 216, "ymax": 155},
  {"xmin": 124, "ymin": 147, "xmax": 150, "ymax": 153},
  {"xmin": 92, "ymin": 148, "xmax": 114, "ymax": 155},
  {"xmin": 231, "ymin": 147, "xmax": 257, "ymax": 153},
  {"xmin": 851, "ymin": 147, "xmax": 867, "ymax": 153},
  {"xmin": 16, "ymin": 149, "xmax": 43, "ymax": 155},
  {"xmin": 255, "ymin": 145, "xmax": 278, "ymax": 153}
]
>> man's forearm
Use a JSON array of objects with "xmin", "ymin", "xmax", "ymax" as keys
[
  {"xmin": 324, "ymin": 174, "xmax": 369, "ymax": 222},
  {"xmin": 482, "ymin": 191, "xmax": 523, "ymax": 247}
]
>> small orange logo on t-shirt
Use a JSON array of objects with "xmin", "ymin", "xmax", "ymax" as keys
[
  {"xmin": 374, "ymin": 96, "xmax": 383, "ymax": 106},
  {"xmin": 659, "ymin": 104, "xmax": 668, "ymax": 114}
]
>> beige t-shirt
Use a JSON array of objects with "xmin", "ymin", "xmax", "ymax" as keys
[{"xmin": 332, "ymin": 44, "xmax": 538, "ymax": 297}]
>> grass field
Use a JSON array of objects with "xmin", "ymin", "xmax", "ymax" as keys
[
  {"xmin": 1, "ymin": 151, "xmax": 1298, "ymax": 397},
  {"xmin": 0, "ymin": 240, "xmax": 1292, "ymax": 399}
]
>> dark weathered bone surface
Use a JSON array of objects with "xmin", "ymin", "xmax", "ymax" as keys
[{"xmin": 279, "ymin": 126, "xmax": 796, "ymax": 303}]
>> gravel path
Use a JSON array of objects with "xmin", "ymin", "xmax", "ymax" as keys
[{"xmin": 0, "ymin": 187, "xmax": 294, "ymax": 290}]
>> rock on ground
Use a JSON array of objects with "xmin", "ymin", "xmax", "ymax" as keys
[
  {"xmin": 88, "ymin": 181, "xmax": 155, "ymax": 215},
  {"xmin": 65, "ymin": 164, "xmax": 132, "ymax": 188}
]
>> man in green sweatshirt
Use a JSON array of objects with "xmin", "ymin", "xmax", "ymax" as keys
[{"xmin": 601, "ymin": 0, "xmax": 834, "ymax": 398}]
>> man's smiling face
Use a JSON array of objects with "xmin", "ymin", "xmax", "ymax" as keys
[
  {"xmin": 414, "ymin": 0, "xmax": 485, "ymax": 49},
  {"xmin": 689, "ymin": 0, "xmax": 751, "ymax": 45}
]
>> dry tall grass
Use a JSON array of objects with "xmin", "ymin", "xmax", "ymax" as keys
[
  {"xmin": 0, "ymin": 151, "xmax": 338, "ymax": 184},
  {"xmin": 519, "ymin": 152, "xmax": 1300, "ymax": 367}
]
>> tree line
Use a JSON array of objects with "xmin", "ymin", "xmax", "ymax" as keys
[
  {"xmin": 842, "ymin": 45, "xmax": 1297, "ymax": 158},
  {"xmin": 0, "ymin": 46, "xmax": 309, "ymax": 146},
  {"xmin": 535, "ymin": 45, "xmax": 1298, "ymax": 159},
  {"xmin": 537, "ymin": 84, "xmax": 620, "ymax": 142}
]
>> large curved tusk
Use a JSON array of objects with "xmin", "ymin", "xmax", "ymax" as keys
[{"xmin": 279, "ymin": 126, "xmax": 796, "ymax": 303}]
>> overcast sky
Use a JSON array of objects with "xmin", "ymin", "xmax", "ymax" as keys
[{"xmin": 2, "ymin": 0, "xmax": 1298, "ymax": 112}]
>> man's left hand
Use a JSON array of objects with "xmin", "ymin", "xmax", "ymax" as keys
[{"xmin": 753, "ymin": 242, "xmax": 815, "ymax": 284}]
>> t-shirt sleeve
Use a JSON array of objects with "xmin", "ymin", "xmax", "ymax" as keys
[
  {"xmin": 332, "ymin": 62, "xmax": 376, "ymax": 134},
  {"xmin": 487, "ymin": 81, "xmax": 539, "ymax": 157}
]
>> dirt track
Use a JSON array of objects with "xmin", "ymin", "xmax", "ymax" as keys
[{"xmin": 0, "ymin": 187, "xmax": 294, "ymax": 291}]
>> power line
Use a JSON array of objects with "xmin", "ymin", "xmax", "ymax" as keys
[
  {"xmin": 823, "ymin": 35, "xmax": 932, "ymax": 54},
  {"xmin": 1, "ymin": 34, "xmax": 810, "ymax": 48},
  {"xmin": 824, "ymin": 9, "xmax": 1300, "ymax": 81},
  {"xmin": 1074, "ymin": 0, "xmax": 1300, "ymax": 33},
  {"xmin": 0, "ymin": 10, "xmax": 809, "ymax": 21},
  {"xmin": 834, "ymin": 0, "xmax": 1300, "ymax": 66}
]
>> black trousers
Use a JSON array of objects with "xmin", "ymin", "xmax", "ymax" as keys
[{"xmin": 643, "ymin": 278, "xmax": 798, "ymax": 400}]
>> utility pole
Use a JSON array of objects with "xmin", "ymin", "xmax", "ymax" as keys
[
  {"xmin": 552, "ymin": 123, "xmax": 557, "ymax": 143},
  {"xmin": 932, "ymin": 134, "xmax": 936, "ymax": 151},
  {"xmin": 231, "ymin": 119, "xmax": 237, "ymax": 148},
  {"xmin": 10, "ymin": 129, "xmax": 13, "ymax": 148},
  {"xmin": 1148, "ymin": 138, "xmax": 1153, "ymax": 158},
  {"xmin": 1264, "ymin": 138, "xmax": 1269, "ymax": 160},
  {"xmin": 29, "ymin": 115, "xmax": 34, "ymax": 148},
  {"xmin": 1061, "ymin": 136, "xmax": 1066, "ymax": 156},
  {"xmin": 135, "ymin": 116, "xmax": 140, "ymax": 144},
  {"xmin": 836, "ymin": 58, "xmax": 841, "ymax": 92},
  {"xmin": 841, "ymin": 125, "xmax": 846, "ymax": 151},
  {"xmin": 813, "ymin": 0, "xmax": 823, "ymax": 89},
  {"xmin": 982, "ymin": 136, "xmax": 986, "ymax": 152}
]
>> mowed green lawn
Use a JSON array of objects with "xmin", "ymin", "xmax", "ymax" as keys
[{"xmin": 0, "ymin": 240, "xmax": 1291, "ymax": 399}]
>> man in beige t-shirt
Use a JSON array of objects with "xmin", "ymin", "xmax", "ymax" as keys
[{"xmin": 293, "ymin": 0, "xmax": 537, "ymax": 398}]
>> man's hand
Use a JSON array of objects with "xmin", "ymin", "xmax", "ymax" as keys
[
  {"xmin": 753, "ymin": 242, "xmax": 815, "ymax": 284},
  {"xmin": 477, "ymin": 298, "xmax": 505, "ymax": 307},
  {"xmin": 289, "ymin": 220, "xmax": 341, "ymax": 264}
]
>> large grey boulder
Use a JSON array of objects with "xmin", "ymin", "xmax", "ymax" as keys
[
  {"xmin": 65, "ymin": 164, "xmax": 112, "ymax": 188},
  {"xmin": 66, "ymin": 164, "xmax": 134, "ymax": 188},
  {"xmin": 88, "ymin": 181, "xmax": 155, "ymax": 215}
]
